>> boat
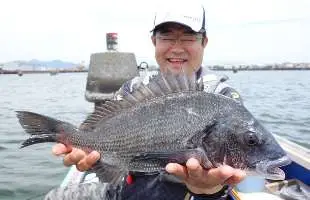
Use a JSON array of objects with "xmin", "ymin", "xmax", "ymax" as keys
[
  {"xmin": 232, "ymin": 67, "xmax": 238, "ymax": 73},
  {"xmin": 17, "ymin": 70, "xmax": 23, "ymax": 76},
  {"xmin": 49, "ymin": 69, "xmax": 59, "ymax": 76}
]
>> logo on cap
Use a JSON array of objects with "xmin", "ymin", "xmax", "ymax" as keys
[{"xmin": 183, "ymin": 15, "xmax": 201, "ymax": 22}]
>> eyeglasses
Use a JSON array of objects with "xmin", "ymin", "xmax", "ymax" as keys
[{"xmin": 156, "ymin": 34, "xmax": 203, "ymax": 46}]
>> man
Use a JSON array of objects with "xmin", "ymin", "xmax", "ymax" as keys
[{"xmin": 52, "ymin": 4, "xmax": 246, "ymax": 200}]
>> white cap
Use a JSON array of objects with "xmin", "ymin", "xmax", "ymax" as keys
[{"xmin": 152, "ymin": 4, "xmax": 206, "ymax": 33}]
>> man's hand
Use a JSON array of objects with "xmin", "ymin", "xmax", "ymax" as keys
[
  {"xmin": 52, "ymin": 143, "xmax": 100, "ymax": 171},
  {"xmin": 166, "ymin": 158, "xmax": 246, "ymax": 194}
]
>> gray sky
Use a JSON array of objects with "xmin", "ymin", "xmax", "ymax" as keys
[{"xmin": 0, "ymin": 0, "xmax": 309, "ymax": 65}]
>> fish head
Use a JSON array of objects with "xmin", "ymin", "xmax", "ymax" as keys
[{"xmin": 200, "ymin": 106, "xmax": 291, "ymax": 180}]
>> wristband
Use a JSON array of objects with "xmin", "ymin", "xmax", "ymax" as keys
[{"xmin": 190, "ymin": 185, "xmax": 230, "ymax": 200}]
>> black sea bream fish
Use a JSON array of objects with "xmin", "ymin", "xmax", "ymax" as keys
[{"xmin": 16, "ymin": 72, "xmax": 291, "ymax": 184}]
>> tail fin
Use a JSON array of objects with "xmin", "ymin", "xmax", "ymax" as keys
[{"xmin": 16, "ymin": 111, "xmax": 78, "ymax": 148}]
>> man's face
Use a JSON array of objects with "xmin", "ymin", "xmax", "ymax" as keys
[{"xmin": 152, "ymin": 23, "xmax": 208, "ymax": 74}]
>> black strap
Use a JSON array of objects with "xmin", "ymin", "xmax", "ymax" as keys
[
  {"xmin": 190, "ymin": 185, "xmax": 230, "ymax": 200},
  {"xmin": 196, "ymin": 67, "xmax": 202, "ymax": 79}
]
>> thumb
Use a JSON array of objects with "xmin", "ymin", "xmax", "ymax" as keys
[{"xmin": 52, "ymin": 143, "xmax": 72, "ymax": 156}]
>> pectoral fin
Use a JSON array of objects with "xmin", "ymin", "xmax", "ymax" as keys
[
  {"xmin": 132, "ymin": 150, "xmax": 189, "ymax": 164},
  {"xmin": 132, "ymin": 148, "xmax": 213, "ymax": 168}
]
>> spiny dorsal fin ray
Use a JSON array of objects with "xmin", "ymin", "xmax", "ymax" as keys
[
  {"xmin": 176, "ymin": 68, "xmax": 190, "ymax": 91},
  {"xmin": 147, "ymin": 76, "xmax": 166, "ymax": 96},
  {"xmin": 130, "ymin": 88, "xmax": 147, "ymax": 102},
  {"xmin": 104, "ymin": 101, "xmax": 121, "ymax": 110},
  {"xmin": 79, "ymin": 71, "xmax": 202, "ymax": 130},
  {"xmin": 79, "ymin": 100, "xmax": 125, "ymax": 131},
  {"xmin": 159, "ymin": 74, "xmax": 173, "ymax": 93},
  {"xmin": 197, "ymin": 76, "xmax": 204, "ymax": 91},
  {"xmin": 138, "ymin": 84, "xmax": 156, "ymax": 98}
]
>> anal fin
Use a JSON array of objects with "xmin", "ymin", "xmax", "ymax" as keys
[{"xmin": 89, "ymin": 160, "xmax": 126, "ymax": 186}]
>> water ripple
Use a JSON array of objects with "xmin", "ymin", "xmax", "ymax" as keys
[
  {"xmin": 4, "ymin": 139, "xmax": 24, "ymax": 144},
  {"xmin": 0, "ymin": 189, "xmax": 15, "ymax": 198},
  {"xmin": 0, "ymin": 146, "xmax": 7, "ymax": 150}
]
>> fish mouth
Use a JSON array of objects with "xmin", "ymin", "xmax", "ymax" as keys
[{"xmin": 255, "ymin": 156, "xmax": 292, "ymax": 180}]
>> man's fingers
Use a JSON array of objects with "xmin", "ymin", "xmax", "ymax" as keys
[
  {"xmin": 76, "ymin": 151, "xmax": 101, "ymax": 171},
  {"xmin": 52, "ymin": 143, "xmax": 72, "ymax": 156},
  {"xmin": 86, "ymin": 151, "xmax": 101, "ymax": 164},
  {"xmin": 52, "ymin": 143, "xmax": 101, "ymax": 170},
  {"xmin": 224, "ymin": 169, "xmax": 246, "ymax": 185},
  {"xmin": 63, "ymin": 148, "xmax": 87, "ymax": 167},
  {"xmin": 206, "ymin": 165, "xmax": 246, "ymax": 185},
  {"xmin": 210, "ymin": 165, "xmax": 236, "ymax": 180},
  {"xmin": 186, "ymin": 158, "xmax": 203, "ymax": 179},
  {"xmin": 165, "ymin": 159, "xmax": 247, "ymax": 194},
  {"xmin": 166, "ymin": 163, "xmax": 188, "ymax": 180}
]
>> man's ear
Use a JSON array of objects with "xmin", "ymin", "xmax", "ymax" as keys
[
  {"xmin": 202, "ymin": 36, "xmax": 208, "ymax": 48},
  {"xmin": 151, "ymin": 36, "xmax": 156, "ymax": 46}
]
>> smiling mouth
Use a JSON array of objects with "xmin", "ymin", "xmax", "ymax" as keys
[
  {"xmin": 255, "ymin": 156, "xmax": 292, "ymax": 180},
  {"xmin": 167, "ymin": 58, "xmax": 187, "ymax": 70},
  {"xmin": 167, "ymin": 58, "xmax": 187, "ymax": 64}
]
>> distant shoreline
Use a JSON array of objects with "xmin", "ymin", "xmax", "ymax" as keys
[
  {"xmin": 208, "ymin": 63, "xmax": 310, "ymax": 71},
  {"xmin": 0, "ymin": 69, "xmax": 88, "ymax": 75},
  {"xmin": 1, "ymin": 67, "xmax": 310, "ymax": 75},
  {"xmin": 210, "ymin": 67, "xmax": 310, "ymax": 71}
]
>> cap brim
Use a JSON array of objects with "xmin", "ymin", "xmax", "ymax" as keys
[{"xmin": 150, "ymin": 22, "xmax": 205, "ymax": 33}]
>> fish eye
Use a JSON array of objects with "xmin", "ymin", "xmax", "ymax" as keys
[{"xmin": 244, "ymin": 132, "xmax": 259, "ymax": 146}]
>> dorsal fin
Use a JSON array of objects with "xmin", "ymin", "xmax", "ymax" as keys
[
  {"xmin": 79, "ymin": 71, "xmax": 203, "ymax": 131},
  {"xmin": 79, "ymin": 100, "xmax": 126, "ymax": 131}
]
